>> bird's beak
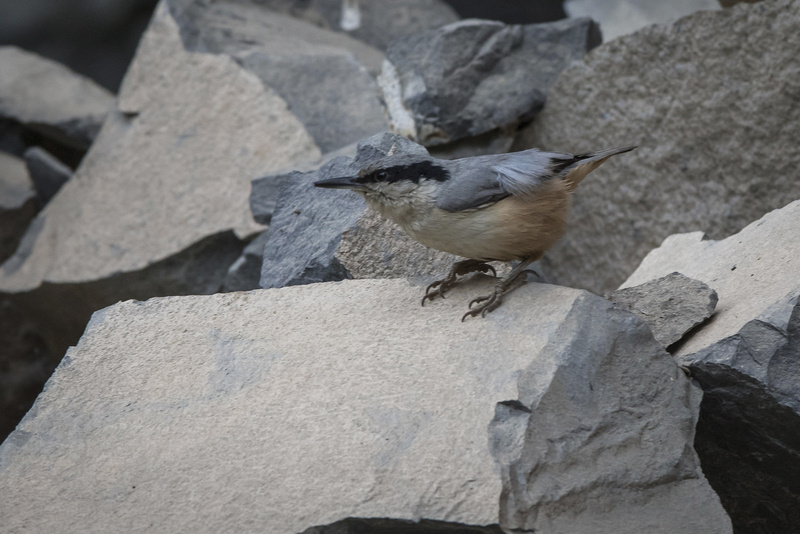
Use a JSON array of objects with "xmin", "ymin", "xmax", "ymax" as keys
[{"xmin": 313, "ymin": 176, "xmax": 363, "ymax": 190}]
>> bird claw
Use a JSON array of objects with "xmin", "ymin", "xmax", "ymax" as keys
[
  {"xmin": 462, "ymin": 292, "xmax": 502, "ymax": 321},
  {"xmin": 421, "ymin": 260, "xmax": 496, "ymax": 307}
]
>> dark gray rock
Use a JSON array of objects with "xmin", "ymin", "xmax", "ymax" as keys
[
  {"xmin": 259, "ymin": 132, "xmax": 430, "ymax": 289},
  {"xmin": 619, "ymin": 199, "xmax": 800, "ymax": 532},
  {"xmin": 518, "ymin": 0, "xmax": 800, "ymax": 295},
  {"xmin": 0, "ymin": 152, "xmax": 38, "ymax": 264},
  {"xmin": 379, "ymin": 17, "xmax": 600, "ymax": 146},
  {"xmin": 166, "ymin": 0, "xmax": 388, "ymax": 153},
  {"xmin": 688, "ymin": 292, "xmax": 800, "ymax": 533},
  {"xmin": 23, "ymin": 147, "xmax": 72, "ymax": 205},
  {"xmin": 609, "ymin": 272, "xmax": 718, "ymax": 349},
  {"xmin": 221, "ymin": 231, "xmax": 270, "ymax": 293},
  {"xmin": 256, "ymin": 0, "xmax": 461, "ymax": 51}
]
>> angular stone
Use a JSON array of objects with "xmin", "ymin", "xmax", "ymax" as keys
[
  {"xmin": 0, "ymin": 46, "xmax": 114, "ymax": 150},
  {"xmin": 380, "ymin": 17, "xmax": 600, "ymax": 146},
  {"xmin": 221, "ymin": 231, "xmax": 269, "ymax": 293},
  {"xmin": 0, "ymin": 152, "xmax": 38, "ymax": 264},
  {"xmin": 165, "ymin": 0, "xmax": 388, "ymax": 153},
  {"xmin": 518, "ymin": 0, "xmax": 800, "ymax": 294},
  {"xmin": 23, "ymin": 146, "xmax": 72, "ymax": 205},
  {"xmin": 620, "ymin": 199, "xmax": 800, "ymax": 532},
  {"xmin": 621, "ymin": 200, "xmax": 800, "ymax": 357},
  {"xmin": 609, "ymin": 272, "xmax": 718, "ymax": 349},
  {"xmin": 259, "ymin": 133, "xmax": 455, "ymax": 289},
  {"xmin": 256, "ymin": 0, "xmax": 460, "ymax": 51},
  {"xmin": 564, "ymin": 0, "xmax": 719, "ymax": 40},
  {"xmin": 0, "ymin": 2, "xmax": 320, "ymax": 357},
  {"xmin": 0, "ymin": 279, "xmax": 729, "ymax": 533}
]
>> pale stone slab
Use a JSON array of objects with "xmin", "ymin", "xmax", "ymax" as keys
[{"xmin": 0, "ymin": 2, "xmax": 319, "ymax": 291}]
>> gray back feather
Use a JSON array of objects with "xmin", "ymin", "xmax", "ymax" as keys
[{"xmin": 435, "ymin": 149, "xmax": 567, "ymax": 212}]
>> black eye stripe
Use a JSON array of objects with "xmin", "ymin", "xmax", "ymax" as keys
[{"xmin": 359, "ymin": 161, "xmax": 450, "ymax": 185}]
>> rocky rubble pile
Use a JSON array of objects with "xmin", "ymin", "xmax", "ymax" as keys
[{"xmin": 1, "ymin": 1, "xmax": 798, "ymax": 533}]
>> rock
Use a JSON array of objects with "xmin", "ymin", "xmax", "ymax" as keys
[
  {"xmin": 259, "ymin": 132, "xmax": 455, "ymax": 289},
  {"xmin": 257, "ymin": 0, "xmax": 461, "ymax": 51},
  {"xmin": 0, "ymin": 46, "xmax": 114, "ymax": 151},
  {"xmin": 23, "ymin": 147, "xmax": 72, "ymax": 205},
  {"xmin": 0, "ymin": 2, "xmax": 320, "ymax": 357},
  {"xmin": 564, "ymin": 0, "xmax": 719, "ymax": 40},
  {"xmin": 518, "ymin": 0, "xmax": 800, "ymax": 294},
  {"xmin": 166, "ymin": 0, "xmax": 388, "ymax": 153},
  {"xmin": 0, "ymin": 278, "xmax": 730, "ymax": 533},
  {"xmin": 380, "ymin": 17, "xmax": 600, "ymax": 146},
  {"xmin": 620, "ymin": 199, "xmax": 800, "ymax": 532},
  {"xmin": 0, "ymin": 152, "xmax": 38, "ymax": 264},
  {"xmin": 620, "ymin": 200, "xmax": 800, "ymax": 357},
  {"xmin": 609, "ymin": 272, "xmax": 718, "ymax": 349},
  {"xmin": 250, "ymin": 142, "xmax": 358, "ymax": 226},
  {"xmin": 220, "ymin": 231, "xmax": 270, "ymax": 293}
]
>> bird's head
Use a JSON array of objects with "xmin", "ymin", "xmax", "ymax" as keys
[{"xmin": 314, "ymin": 154, "xmax": 450, "ymax": 212}]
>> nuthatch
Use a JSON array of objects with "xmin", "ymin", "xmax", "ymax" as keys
[{"xmin": 314, "ymin": 144, "xmax": 636, "ymax": 320}]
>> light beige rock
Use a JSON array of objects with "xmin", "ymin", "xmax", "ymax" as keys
[
  {"xmin": 0, "ymin": 46, "xmax": 114, "ymax": 149},
  {"xmin": 0, "ymin": 3, "xmax": 319, "ymax": 290},
  {"xmin": 620, "ymin": 199, "xmax": 800, "ymax": 359},
  {"xmin": 0, "ymin": 279, "xmax": 729, "ymax": 533},
  {"xmin": 518, "ymin": 0, "xmax": 800, "ymax": 294}
]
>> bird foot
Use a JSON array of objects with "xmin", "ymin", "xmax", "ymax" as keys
[
  {"xmin": 421, "ymin": 260, "xmax": 496, "ymax": 306},
  {"xmin": 461, "ymin": 270, "xmax": 528, "ymax": 321}
]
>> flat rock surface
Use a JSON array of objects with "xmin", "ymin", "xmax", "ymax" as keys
[
  {"xmin": 0, "ymin": 279, "xmax": 729, "ymax": 533},
  {"xmin": 520, "ymin": 0, "xmax": 800, "ymax": 294},
  {"xmin": 0, "ymin": 46, "xmax": 114, "ymax": 149}
]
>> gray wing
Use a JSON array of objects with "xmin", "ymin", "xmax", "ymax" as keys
[{"xmin": 435, "ymin": 149, "xmax": 569, "ymax": 212}]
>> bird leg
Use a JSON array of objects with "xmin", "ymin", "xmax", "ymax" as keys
[
  {"xmin": 422, "ymin": 259, "xmax": 497, "ymax": 306},
  {"xmin": 462, "ymin": 256, "xmax": 539, "ymax": 321}
]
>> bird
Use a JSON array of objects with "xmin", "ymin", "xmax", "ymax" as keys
[{"xmin": 314, "ymin": 144, "xmax": 636, "ymax": 320}]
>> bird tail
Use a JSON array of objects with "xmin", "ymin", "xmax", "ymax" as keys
[{"xmin": 561, "ymin": 145, "xmax": 637, "ymax": 192}]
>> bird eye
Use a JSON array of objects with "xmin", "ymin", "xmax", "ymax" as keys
[{"xmin": 376, "ymin": 171, "xmax": 388, "ymax": 182}]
